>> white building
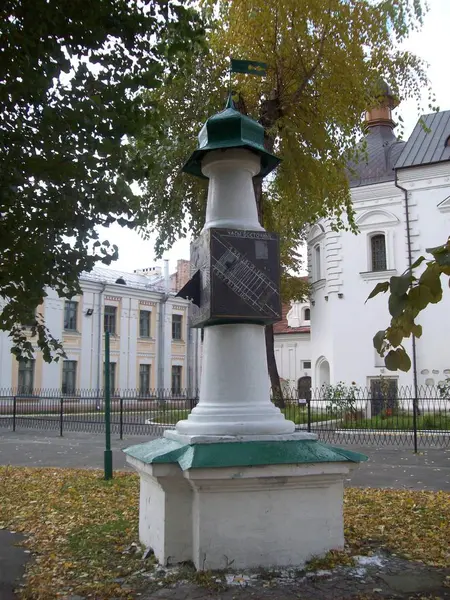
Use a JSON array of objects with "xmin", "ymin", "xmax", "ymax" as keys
[
  {"xmin": 274, "ymin": 301, "xmax": 312, "ymax": 398},
  {"xmin": 0, "ymin": 264, "xmax": 200, "ymax": 394},
  {"xmin": 308, "ymin": 99, "xmax": 450, "ymax": 395}
]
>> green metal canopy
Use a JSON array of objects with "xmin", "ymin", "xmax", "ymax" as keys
[
  {"xmin": 124, "ymin": 437, "xmax": 368, "ymax": 471},
  {"xmin": 182, "ymin": 95, "xmax": 281, "ymax": 179}
]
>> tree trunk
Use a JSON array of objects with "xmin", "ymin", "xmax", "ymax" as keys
[
  {"xmin": 265, "ymin": 322, "xmax": 284, "ymax": 408},
  {"xmin": 253, "ymin": 166, "xmax": 285, "ymax": 409}
]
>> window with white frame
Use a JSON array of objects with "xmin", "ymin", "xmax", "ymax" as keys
[
  {"xmin": 302, "ymin": 360, "xmax": 312, "ymax": 370},
  {"xmin": 171, "ymin": 365, "xmax": 182, "ymax": 394},
  {"xmin": 139, "ymin": 364, "xmax": 151, "ymax": 395},
  {"xmin": 139, "ymin": 310, "xmax": 151, "ymax": 338},
  {"xmin": 303, "ymin": 307, "xmax": 310, "ymax": 322},
  {"xmin": 104, "ymin": 306, "xmax": 117, "ymax": 335},
  {"xmin": 18, "ymin": 359, "xmax": 35, "ymax": 394},
  {"xmin": 172, "ymin": 314, "xmax": 182, "ymax": 340},
  {"xmin": 62, "ymin": 360, "xmax": 77, "ymax": 394},
  {"xmin": 64, "ymin": 301, "xmax": 78, "ymax": 331},
  {"xmin": 370, "ymin": 234, "xmax": 387, "ymax": 271},
  {"xmin": 22, "ymin": 309, "xmax": 37, "ymax": 328}
]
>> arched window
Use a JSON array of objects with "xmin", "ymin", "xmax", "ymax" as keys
[
  {"xmin": 314, "ymin": 244, "xmax": 321, "ymax": 280},
  {"xmin": 371, "ymin": 234, "xmax": 387, "ymax": 271},
  {"xmin": 297, "ymin": 376, "xmax": 312, "ymax": 402},
  {"xmin": 304, "ymin": 308, "xmax": 310, "ymax": 321}
]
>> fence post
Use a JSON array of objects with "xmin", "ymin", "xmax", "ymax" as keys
[
  {"xmin": 59, "ymin": 397, "xmax": 64, "ymax": 437},
  {"xmin": 307, "ymin": 399, "xmax": 311, "ymax": 433},
  {"xmin": 104, "ymin": 331, "xmax": 113, "ymax": 480},
  {"xmin": 119, "ymin": 396, "xmax": 123, "ymax": 441},
  {"xmin": 412, "ymin": 396, "xmax": 418, "ymax": 453},
  {"xmin": 12, "ymin": 396, "xmax": 16, "ymax": 432}
]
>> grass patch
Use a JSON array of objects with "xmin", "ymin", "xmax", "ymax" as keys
[
  {"xmin": 0, "ymin": 467, "xmax": 449, "ymax": 599},
  {"xmin": 340, "ymin": 412, "xmax": 450, "ymax": 431},
  {"xmin": 150, "ymin": 409, "xmax": 190, "ymax": 424},
  {"xmin": 281, "ymin": 406, "xmax": 324, "ymax": 425}
]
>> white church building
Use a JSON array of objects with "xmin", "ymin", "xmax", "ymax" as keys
[{"xmin": 304, "ymin": 98, "xmax": 450, "ymax": 396}]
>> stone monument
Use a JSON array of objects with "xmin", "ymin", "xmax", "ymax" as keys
[{"xmin": 124, "ymin": 96, "xmax": 366, "ymax": 570}]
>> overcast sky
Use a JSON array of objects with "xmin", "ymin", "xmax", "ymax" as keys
[{"xmin": 98, "ymin": 0, "xmax": 450, "ymax": 277}]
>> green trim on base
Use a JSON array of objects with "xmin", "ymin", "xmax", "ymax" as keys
[{"xmin": 124, "ymin": 438, "xmax": 367, "ymax": 471}]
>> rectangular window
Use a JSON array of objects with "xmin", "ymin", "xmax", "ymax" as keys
[
  {"xmin": 23, "ymin": 310, "xmax": 37, "ymax": 327},
  {"xmin": 139, "ymin": 310, "xmax": 151, "ymax": 338},
  {"xmin": 371, "ymin": 234, "xmax": 387, "ymax": 271},
  {"xmin": 171, "ymin": 365, "xmax": 182, "ymax": 395},
  {"xmin": 302, "ymin": 361, "xmax": 312, "ymax": 370},
  {"xmin": 139, "ymin": 364, "xmax": 151, "ymax": 395},
  {"xmin": 64, "ymin": 301, "xmax": 78, "ymax": 331},
  {"xmin": 172, "ymin": 314, "xmax": 182, "ymax": 340},
  {"xmin": 104, "ymin": 362, "xmax": 116, "ymax": 394},
  {"xmin": 370, "ymin": 378, "xmax": 398, "ymax": 416},
  {"xmin": 18, "ymin": 359, "xmax": 35, "ymax": 394},
  {"xmin": 104, "ymin": 306, "xmax": 117, "ymax": 335},
  {"xmin": 62, "ymin": 360, "xmax": 77, "ymax": 395}
]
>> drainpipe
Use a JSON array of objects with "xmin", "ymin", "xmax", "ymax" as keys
[
  {"xmin": 97, "ymin": 282, "xmax": 107, "ymax": 399},
  {"xmin": 157, "ymin": 261, "xmax": 170, "ymax": 393},
  {"xmin": 395, "ymin": 171, "xmax": 419, "ymax": 450}
]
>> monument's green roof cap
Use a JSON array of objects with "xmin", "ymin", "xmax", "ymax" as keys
[
  {"xmin": 124, "ymin": 438, "xmax": 367, "ymax": 470},
  {"xmin": 182, "ymin": 95, "xmax": 281, "ymax": 179}
]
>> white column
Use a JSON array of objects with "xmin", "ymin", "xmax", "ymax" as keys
[
  {"xmin": 163, "ymin": 301, "xmax": 173, "ymax": 391},
  {"xmin": 175, "ymin": 148, "xmax": 294, "ymax": 437},
  {"xmin": 80, "ymin": 290, "xmax": 96, "ymax": 388},
  {"xmin": 202, "ymin": 149, "xmax": 264, "ymax": 232}
]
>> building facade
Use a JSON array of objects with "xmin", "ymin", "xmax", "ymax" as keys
[
  {"xmin": 0, "ymin": 264, "xmax": 200, "ymax": 394},
  {"xmin": 308, "ymin": 104, "xmax": 450, "ymax": 393},
  {"xmin": 274, "ymin": 302, "xmax": 312, "ymax": 398}
]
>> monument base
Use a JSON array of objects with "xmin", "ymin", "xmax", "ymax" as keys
[{"xmin": 124, "ymin": 436, "xmax": 366, "ymax": 570}]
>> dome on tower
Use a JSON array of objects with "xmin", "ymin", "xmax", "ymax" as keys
[{"xmin": 347, "ymin": 81, "xmax": 405, "ymax": 187}]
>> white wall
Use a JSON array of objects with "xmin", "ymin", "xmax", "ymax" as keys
[
  {"xmin": 309, "ymin": 161, "xmax": 450, "ymax": 391},
  {"xmin": 397, "ymin": 161, "xmax": 450, "ymax": 388},
  {"xmin": 309, "ymin": 180, "xmax": 412, "ymax": 390},
  {"xmin": 274, "ymin": 333, "xmax": 311, "ymax": 392}
]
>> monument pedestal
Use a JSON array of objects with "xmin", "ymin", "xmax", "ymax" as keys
[
  {"xmin": 125, "ymin": 110, "xmax": 367, "ymax": 573},
  {"xmin": 125, "ymin": 434, "xmax": 366, "ymax": 570}
]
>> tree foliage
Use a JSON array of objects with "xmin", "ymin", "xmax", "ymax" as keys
[
  {"xmin": 368, "ymin": 238, "xmax": 450, "ymax": 372},
  {"xmin": 0, "ymin": 0, "xmax": 204, "ymax": 361},
  {"xmin": 134, "ymin": 0, "xmax": 431, "ymax": 397},
  {"xmin": 137, "ymin": 0, "xmax": 431, "ymax": 263}
]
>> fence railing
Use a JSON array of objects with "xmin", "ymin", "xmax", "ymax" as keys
[{"xmin": 0, "ymin": 386, "xmax": 449, "ymax": 448}]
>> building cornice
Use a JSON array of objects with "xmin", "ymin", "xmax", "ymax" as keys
[
  {"xmin": 396, "ymin": 162, "xmax": 450, "ymax": 190},
  {"xmin": 351, "ymin": 180, "xmax": 403, "ymax": 204}
]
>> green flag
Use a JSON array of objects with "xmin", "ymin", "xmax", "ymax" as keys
[{"xmin": 230, "ymin": 59, "xmax": 267, "ymax": 77}]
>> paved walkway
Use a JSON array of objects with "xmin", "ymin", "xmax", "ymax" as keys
[
  {"xmin": 138, "ymin": 554, "xmax": 450, "ymax": 599},
  {"xmin": 0, "ymin": 531, "xmax": 29, "ymax": 600},
  {"xmin": 1, "ymin": 429, "xmax": 449, "ymax": 490}
]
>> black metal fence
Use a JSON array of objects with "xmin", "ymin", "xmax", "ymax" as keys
[{"xmin": 0, "ymin": 386, "xmax": 449, "ymax": 449}]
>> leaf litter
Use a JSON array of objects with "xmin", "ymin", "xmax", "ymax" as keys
[{"xmin": 0, "ymin": 467, "xmax": 449, "ymax": 599}]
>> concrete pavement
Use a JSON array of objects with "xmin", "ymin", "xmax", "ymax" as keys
[
  {"xmin": 0, "ymin": 531, "xmax": 29, "ymax": 600},
  {"xmin": 1, "ymin": 429, "xmax": 449, "ymax": 490}
]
